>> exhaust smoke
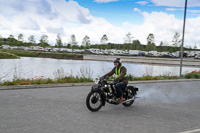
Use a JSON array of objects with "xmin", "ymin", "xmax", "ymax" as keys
[{"xmin": 135, "ymin": 82, "xmax": 200, "ymax": 104}]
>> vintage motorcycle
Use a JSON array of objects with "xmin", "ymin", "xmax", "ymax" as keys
[{"xmin": 86, "ymin": 77, "xmax": 139, "ymax": 112}]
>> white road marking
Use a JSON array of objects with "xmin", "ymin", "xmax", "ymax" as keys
[{"xmin": 180, "ymin": 128, "xmax": 200, "ymax": 133}]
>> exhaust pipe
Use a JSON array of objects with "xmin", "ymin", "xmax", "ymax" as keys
[
  {"xmin": 121, "ymin": 97, "xmax": 134, "ymax": 104},
  {"xmin": 121, "ymin": 95, "xmax": 140, "ymax": 104}
]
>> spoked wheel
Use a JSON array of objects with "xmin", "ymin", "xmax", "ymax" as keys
[
  {"xmin": 86, "ymin": 91, "xmax": 103, "ymax": 112},
  {"xmin": 122, "ymin": 88, "xmax": 135, "ymax": 107}
]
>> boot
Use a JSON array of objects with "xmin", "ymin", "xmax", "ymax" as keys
[{"xmin": 118, "ymin": 96, "xmax": 124, "ymax": 104}]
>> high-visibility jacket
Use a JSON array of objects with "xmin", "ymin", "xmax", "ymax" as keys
[
  {"xmin": 103, "ymin": 65, "xmax": 128, "ymax": 84},
  {"xmin": 115, "ymin": 65, "xmax": 128, "ymax": 77}
]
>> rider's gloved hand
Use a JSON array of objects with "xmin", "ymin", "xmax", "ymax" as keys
[
  {"xmin": 105, "ymin": 76, "xmax": 110, "ymax": 80},
  {"xmin": 100, "ymin": 76, "xmax": 104, "ymax": 81},
  {"xmin": 113, "ymin": 78, "xmax": 119, "ymax": 84}
]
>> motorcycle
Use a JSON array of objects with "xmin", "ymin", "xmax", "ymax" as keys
[{"xmin": 86, "ymin": 77, "xmax": 139, "ymax": 112}]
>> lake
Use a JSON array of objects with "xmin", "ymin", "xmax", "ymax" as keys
[{"xmin": 0, "ymin": 57, "xmax": 199, "ymax": 82}]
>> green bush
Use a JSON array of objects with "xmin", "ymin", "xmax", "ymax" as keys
[
  {"xmin": 183, "ymin": 71, "xmax": 200, "ymax": 79},
  {"xmin": 192, "ymin": 73, "xmax": 200, "ymax": 78},
  {"xmin": 127, "ymin": 74, "xmax": 178, "ymax": 81},
  {"xmin": 0, "ymin": 49, "xmax": 38, "ymax": 57},
  {"xmin": 0, "ymin": 51, "xmax": 20, "ymax": 59}
]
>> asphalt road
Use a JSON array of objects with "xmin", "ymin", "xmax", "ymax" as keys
[{"xmin": 0, "ymin": 81, "xmax": 200, "ymax": 133}]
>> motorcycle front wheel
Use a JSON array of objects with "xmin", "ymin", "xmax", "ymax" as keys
[{"xmin": 86, "ymin": 91, "xmax": 103, "ymax": 112}]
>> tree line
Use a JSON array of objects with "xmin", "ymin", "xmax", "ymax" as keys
[{"xmin": 0, "ymin": 32, "xmax": 198, "ymax": 52}]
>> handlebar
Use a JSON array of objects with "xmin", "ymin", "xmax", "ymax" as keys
[{"xmin": 99, "ymin": 77, "xmax": 117, "ymax": 85}]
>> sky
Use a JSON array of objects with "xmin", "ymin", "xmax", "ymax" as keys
[{"xmin": 0, "ymin": 0, "xmax": 200, "ymax": 48}]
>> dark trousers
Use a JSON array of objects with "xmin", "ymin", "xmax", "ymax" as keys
[{"xmin": 115, "ymin": 82, "xmax": 127, "ymax": 98}]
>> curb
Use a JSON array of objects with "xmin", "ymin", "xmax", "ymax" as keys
[
  {"xmin": 0, "ymin": 82, "xmax": 94, "ymax": 90},
  {"xmin": 1, "ymin": 79, "xmax": 200, "ymax": 90}
]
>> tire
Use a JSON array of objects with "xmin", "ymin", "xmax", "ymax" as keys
[
  {"xmin": 122, "ymin": 86, "xmax": 135, "ymax": 107},
  {"xmin": 86, "ymin": 91, "xmax": 103, "ymax": 112}
]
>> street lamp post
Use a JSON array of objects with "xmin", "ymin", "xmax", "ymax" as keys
[{"xmin": 179, "ymin": 0, "xmax": 188, "ymax": 79}]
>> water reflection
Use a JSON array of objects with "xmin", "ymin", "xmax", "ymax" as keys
[{"xmin": 0, "ymin": 57, "xmax": 199, "ymax": 81}]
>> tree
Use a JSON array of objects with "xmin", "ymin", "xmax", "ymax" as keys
[
  {"xmin": 146, "ymin": 33, "xmax": 156, "ymax": 51},
  {"xmin": 7, "ymin": 35, "xmax": 16, "ymax": 46},
  {"xmin": 135, "ymin": 40, "xmax": 141, "ymax": 50},
  {"xmin": 55, "ymin": 34, "xmax": 63, "ymax": 51},
  {"xmin": 147, "ymin": 33, "xmax": 155, "ymax": 44},
  {"xmin": 28, "ymin": 35, "xmax": 36, "ymax": 45},
  {"xmin": 132, "ymin": 40, "xmax": 141, "ymax": 50},
  {"xmin": 0, "ymin": 35, "xmax": 3, "ymax": 45},
  {"xmin": 125, "ymin": 32, "xmax": 134, "ymax": 44},
  {"xmin": 39, "ymin": 34, "xmax": 48, "ymax": 50},
  {"xmin": 67, "ymin": 43, "xmax": 71, "ymax": 48},
  {"xmin": 82, "ymin": 35, "xmax": 90, "ymax": 48},
  {"xmin": 159, "ymin": 41, "xmax": 164, "ymax": 46},
  {"xmin": 194, "ymin": 44, "xmax": 197, "ymax": 49},
  {"xmin": 157, "ymin": 41, "xmax": 164, "ymax": 52},
  {"xmin": 18, "ymin": 34, "xmax": 24, "ymax": 42},
  {"xmin": 17, "ymin": 34, "xmax": 24, "ymax": 46},
  {"xmin": 172, "ymin": 32, "xmax": 182, "ymax": 47},
  {"xmin": 101, "ymin": 34, "xmax": 108, "ymax": 44},
  {"xmin": 124, "ymin": 32, "xmax": 134, "ymax": 44},
  {"xmin": 8, "ymin": 35, "xmax": 14, "ymax": 39},
  {"xmin": 70, "ymin": 34, "xmax": 77, "ymax": 46}
]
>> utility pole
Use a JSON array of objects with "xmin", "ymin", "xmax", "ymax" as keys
[{"xmin": 179, "ymin": 0, "xmax": 188, "ymax": 79}]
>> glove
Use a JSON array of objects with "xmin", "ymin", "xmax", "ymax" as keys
[
  {"xmin": 105, "ymin": 76, "xmax": 110, "ymax": 80},
  {"xmin": 100, "ymin": 76, "xmax": 104, "ymax": 81},
  {"xmin": 113, "ymin": 78, "xmax": 119, "ymax": 84}
]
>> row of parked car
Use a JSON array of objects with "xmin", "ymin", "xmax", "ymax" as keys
[
  {"xmin": 86, "ymin": 49, "xmax": 199, "ymax": 58},
  {"xmin": 1, "ymin": 45, "xmax": 200, "ymax": 58}
]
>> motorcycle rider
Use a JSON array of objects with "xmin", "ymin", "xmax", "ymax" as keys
[{"xmin": 100, "ymin": 57, "xmax": 128, "ymax": 104}]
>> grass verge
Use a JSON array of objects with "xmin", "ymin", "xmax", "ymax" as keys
[
  {"xmin": 0, "ymin": 49, "xmax": 83, "ymax": 59},
  {"xmin": 127, "ymin": 74, "xmax": 178, "ymax": 81},
  {"xmin": 0, "ymin": 72, "xmax": 199, "ymax": 86},
  {"xmin": 1, "ymin": 76, "xmax": 93, "ymax": 86},
  {"xmin": 0, "ymin": 51, "xmax": 20, "ymax": 59}
]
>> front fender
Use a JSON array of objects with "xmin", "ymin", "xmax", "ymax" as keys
[
  {"xmin": 91, "ymin": 85, "xmax": 106, "ymax": 106},
  {"xmin": 91, "ymin": 85, "xmax": 99, "ymax": 92}
]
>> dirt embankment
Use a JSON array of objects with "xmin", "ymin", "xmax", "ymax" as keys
[
  {"xmin": 0, "ymin": 49, "xmax": 84, "ymax": 60},
  {"xmin": 37, "ymin": 54, "xmax": 83, "ymax": 60},
  {"xmin": 84, "ymin": 54, "xmax": 200, "ymax": 66}
]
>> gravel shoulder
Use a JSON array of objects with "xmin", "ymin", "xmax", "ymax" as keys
[{"xmin": 84, "ymin": 54, "xmax": 200, "ymax": 66}]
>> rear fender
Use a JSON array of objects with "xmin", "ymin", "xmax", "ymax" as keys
[{"xmin": 127, "ymin": 86, "xmax": 139, "ymax": 95}]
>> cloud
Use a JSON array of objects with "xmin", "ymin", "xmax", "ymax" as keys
[
  {"xmin": 166, "ymin": 8, "xmax": 183, "ymax": 11},
  {"xmin": 77, "ymin": 9, "xmax": 92, "ymax": 24},
  {"xmin": 0, "ymin": 0, "xmax": 95, "ymax": 44},
  {"xmin": 151, "ymin": 0, "xmax": 200, "ymax": 7},
  {"xmin": 0, "ymin": 0, "xmax": 127, "ymax": 45},
  {"xmin": 93, "ymin": 0, "xmax": 119, "ymax": 3},
  {"xmin": 134, "ymin": 8, "xmax": 142, "ymax": 14},
  {"xmin": 46, "ymin": 27, "xmax": 64, "ymax": 34},
  {"xmin": 188, "ymin": 9, "xmax": 200, "ymax": 14},
  {"xmin": 124, "ymin": 10, "xmax": 200, "ymax": 47},
  {"xmin": 0, "ymin": 0, "xmax": 199, "ymax": 48},
  {"xmin": 166, "ymin": 8, "xmax": 200, "ymax": 16},
  {"xmin": 135, "ymin": 1, "xmax": 149, "ymax": 6}
]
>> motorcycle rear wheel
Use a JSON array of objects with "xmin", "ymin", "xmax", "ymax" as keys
[
  {"xmin": 86, "ymin": 91, "xmax": 103, "ymax": 112},
  {"xmin": 122, "ymin": 88, "xmax": 135, "ymax": 107}
]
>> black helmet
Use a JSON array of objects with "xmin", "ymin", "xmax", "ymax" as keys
[{"xmin": 113, "ymin": 58, "xmax": 122, "ymax": 64}]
